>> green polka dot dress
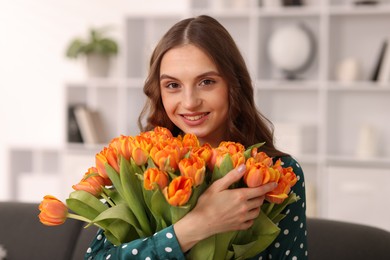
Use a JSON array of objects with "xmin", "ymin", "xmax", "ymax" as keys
[{"xmin": 85, "ymin": 156, "xmax": 307, "ymax": 260}]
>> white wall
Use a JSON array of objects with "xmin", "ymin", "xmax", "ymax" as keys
[{"xmin": 0, "ymin": 0, "xmax": 187, "ymax": 200}]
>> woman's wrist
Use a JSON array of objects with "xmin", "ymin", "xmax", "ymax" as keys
[{"xmin": 173, "ymin": 210, "xmax": 211, "ymax": 253}]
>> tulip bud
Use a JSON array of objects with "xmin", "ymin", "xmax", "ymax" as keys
[
  {"xmin": 144, "ymin": 168, "xmax": 169, "ymax": 190},
  {"xmin": 163, "ymin": 176, "xmax": 193, "ymax": 206},
  {"xmin": 38, "ymin": 195, "xmax": 68, "ymax": 226}
]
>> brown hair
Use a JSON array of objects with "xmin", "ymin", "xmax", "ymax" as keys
[{"xmin": 138, "ymin": 15, "xmax": 286, "ymax": 157}]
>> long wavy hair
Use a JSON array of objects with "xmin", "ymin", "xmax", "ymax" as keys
[{"xmin": 138, "ymin": 15, "xmax": 286, "ymax": 157}]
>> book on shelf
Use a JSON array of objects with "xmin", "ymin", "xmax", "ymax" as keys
[
  {"xmin": 73, "ymin": 105, "xmax": 107, "ymax": 145},
  {"xmin": 67, "ymin": 105, "xmax": 83, "ymax": 143},
  {"xmin": 370, "ymin": 39, "xmax": 387, "ymax": 81},
  {"xmin": 376, "ymin": 38, "xmax": 390, "ymax": 84}
]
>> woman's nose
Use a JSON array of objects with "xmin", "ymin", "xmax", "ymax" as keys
[{"xmin": 182, "ymin": 88, "xmax": 202, "ymax": 109}]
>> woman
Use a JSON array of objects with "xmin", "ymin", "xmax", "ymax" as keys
[{"xmin": 86, "ymin": 15, "xmax": 307, "ymax": 259}]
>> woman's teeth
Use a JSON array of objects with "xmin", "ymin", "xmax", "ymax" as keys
[{"xmin": 184, "ymin": 114, "xmax": 206, "ymax": 121}]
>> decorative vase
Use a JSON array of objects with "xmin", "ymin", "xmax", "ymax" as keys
[
  {"xmin": 267, "ymin": 23, "xmax": 315, "ymax": 80},
  {"xmin": 336, "ymin": 58, "xmax": 360, "ymax": 83},
  {"xmin": 86, "ymin": 53, "xmax": 110, "ymax": 77}
]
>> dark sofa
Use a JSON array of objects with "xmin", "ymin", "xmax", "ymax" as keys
[{"xmin": 1, "ymin": 201, "xmax": 390, "ymax": 259}]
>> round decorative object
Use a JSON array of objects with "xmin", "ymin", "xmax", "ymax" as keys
[{"xmin": 267, "ymin": 23, "xmax": 315, "ymax": 79}]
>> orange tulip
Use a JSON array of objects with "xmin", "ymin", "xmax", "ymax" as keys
[
  {"xmin": 132, "ymin": 147, "xmax": 149, "ymax": 166},
  {"xmin": 191, "ymin": 143, "xmax": 213, "ymax": 169},
  {"xmin": 182, "ymin": 134, "xmax": 200, "ymax": 149},
  {"xmin": 153, "ymin": 126, "xmax": 173, "ymax": 139},
  {"xmin": 150, "ymin": 144, "xmax": 181, "ymax": 172},
  {"xmin": 108, "ymin": 135, "xmax": 133, "ymax": 161},
  {"xmin": 244, "ymin": 162, "xmax": 267, "ymax": 188},
  {"xmin": 143, "ymin": 168, "xmax": 169, "ymax": 190},
  {"xmin": 178, "ymin": 154, "xmax": 206, "ymax": 186},
  {"xmin": 267, "ymin": 166, "xmax": 297, "ymax": 204},
  {"xmin": 72, "ymin": 167, "xmax": 106, "ymax": 196},
  {"xmin": 38, "ymin": 195, "xmax": 68, "ymax": 226},
  {"xmin": 132, "ymin": 135, "xmax": 153, "ymax": 153},
  {"xmin": 141, "ymin": 127, "xmax": 173, "ymax": 144},
  {"xmin": 253, "ymin": 151, "xmax": 273, "ymax": 167},
  {"xmin": 163, "ymin": 176, "xmax": 193, "ymax": 206},
  {"xmin": 213, "ymin": 142, "xmax": 245, "ymax": 168},
  {"xmin": 96, "ymin": 147, "xmax": 119, "ymax": 178},
  {"xmin": 218, "ymin": 141, "xmax": 245, "ymax": 154}
]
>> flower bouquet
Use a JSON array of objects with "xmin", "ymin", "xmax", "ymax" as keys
[{"xmin": 39, "ymin": 127, "xmax": 299, "ymax": 259}]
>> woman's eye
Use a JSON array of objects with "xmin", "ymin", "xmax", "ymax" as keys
[
  {"xmin": 166, "ymin": 82, "xmax": 180, "ymax": 89},
  {"xmin": 200, "ymin": 79, "xmax": 215, "ymax": 86}
]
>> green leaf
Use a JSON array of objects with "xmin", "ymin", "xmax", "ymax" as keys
[
  {"xmin": 233, "ymin": 212, "xmax": 280, "ymax": 259},
  {"xmin": 66, "ymin": 190, "xmax": 108, "ymax": 220},
  {"xmin": 92, "ymin": 203, "xmax": 140, "ymax": 228},
  {"xmin": 102, "ymin": 186, "xmax": 125, "ymax": 205},
  {"xmin": 187, "ymin": 235, "xmax": 216, "ymax": 260},
  {"xmin": 105, "ymin": 163, "xmax": 125, "ymax": 198},
  {"xmin": 266, "ymin": 193, "xmax": 300, "ymax": 222},
  {"xmin": 103, "ymin": 219, "xmax": 139, "ymax": 246},
  {"xmin": 120, "ymin": 157, "xmax": 153, "ymax": 236},
  {"xmin": 150, "ymin": 189, "xmax": 171, "ymax": 229},
  {"xmin": 214, "ymin": 231, "xmax": 237, "ymax": 260},
  {"xmin": 212, "ymin": 154, "xmax": 233, "ymax": 183},
  {"xmin": 170, "ymin": 204, "xmax": 191, "ymax": 224}
]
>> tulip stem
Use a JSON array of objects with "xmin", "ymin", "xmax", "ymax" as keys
[
  {"xmin": 67, "ymin": 213, "xmax": 92, "ymax": 223},
  {"xmin": 101, "ymin": 193, "xmax": 115, "ymax": 207}
]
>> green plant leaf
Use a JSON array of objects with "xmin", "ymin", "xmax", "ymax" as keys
[
  {"xmin": 187, "ymin": 235, "xmax": 216, "ymax": 260},
  {"xmin": 233, "ymin": 212, "xmax": 280, "ymax": 259},
  {"xmin": 212, "ymin": 154, "xmax": 233, "ymax": 183},
  {"xmin": 266, "ymin": 193, "xmax": 300, "ymax": 222},
  {"xmin": 120, "ymin": 157, "xmax": 152, "ymax": 236},
  {"xmin": 214, "ymin": 231, "xmax": 237, "ymax": 260},
  {"xmin": 92, "ymin": 203, "xmax": 140, "ymax": 228},
  {"xmin": 105, "ymin": 163, "xmax": 125, "ymax": 198},
  {"xmin": 66, "ymin": 190, "xmax": 108, "ymax": 220},
  {"xmin": 65, "ymin": 27, "xmax": 118, "ymax": 59},
  {"xmin": 150, "ymin": 188, "xmax": 171, "ymax": 230},
  {"xmin": 103, "ymin": 219, "xmax": 139, "ymax": 246}
]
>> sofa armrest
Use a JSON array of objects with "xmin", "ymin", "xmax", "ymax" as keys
[
  {"xmin": 0, "ymin": 202, "xmax": 83, "ymax": 260},
  {"xmin": 307, "ymin": 218, "xmax": 390, "ymax": 260}
]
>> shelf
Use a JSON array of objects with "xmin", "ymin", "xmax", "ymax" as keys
[
  {"xmin": 256, "ymin": 6, "xmax": 322, "ymax": 17},
  {"xmin": 329, "ymin": 4, "xmax": 390, "ymax": 16},
  {"xmin": 327, "ymin": 81, "xmax": 390, "ymax": 90},
  {"xmin": 256, "ymin": 79, "xmax": 320, "ymax": 90},
  {"xmin": 327, "ymin": 155, "xmax": 390, "ymax": 168}
]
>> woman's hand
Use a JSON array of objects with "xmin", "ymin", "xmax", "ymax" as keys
[{"xmin": 173, "ymin": 164, "xmax": 277, "ymax": 252}]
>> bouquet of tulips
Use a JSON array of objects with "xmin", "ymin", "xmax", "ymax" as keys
[{"xmin": 39, "ymin": 126, "xmax": 299, "ymax": 259}]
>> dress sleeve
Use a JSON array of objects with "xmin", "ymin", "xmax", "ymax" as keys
[
  {"xmin": 84, "ymin": 225, "xmax": 185, "ymax": 260},
  {"xmin": 255, "ymin": 156, "xmax": 308, "ymax": 260}
]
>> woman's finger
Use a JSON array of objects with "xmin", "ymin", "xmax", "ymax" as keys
[
  {"xmin": 244, "ymin": 182, "xmax": 278, "ymax": 199},
  {"xmin": 211, "ymin": 164, "xmax": 247, "ymax": 191}
]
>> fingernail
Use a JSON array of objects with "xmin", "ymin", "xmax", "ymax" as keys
[{"xmin": 237, "ymin": 164, "xmax": 246, "ymax": 174}]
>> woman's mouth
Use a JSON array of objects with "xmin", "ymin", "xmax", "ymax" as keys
[{"xmin": 181, "ymin": 113, "xmax": 210, "ymax": 125}]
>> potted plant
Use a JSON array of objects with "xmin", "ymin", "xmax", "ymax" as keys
[{"xmin": 66, "ymin": 27, "xmax": 119, "ymax": 77}]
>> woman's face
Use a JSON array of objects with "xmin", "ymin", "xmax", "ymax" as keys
[{"xmin": 159, "ymin": 44, "xmax": 229, "ymax": 147}]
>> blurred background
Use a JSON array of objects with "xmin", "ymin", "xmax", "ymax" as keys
[{"xmin": 1, "ymin": 0, "xmax": 390, "ymax": 231}]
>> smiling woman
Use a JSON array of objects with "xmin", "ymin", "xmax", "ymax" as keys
[{"xmin": 86, "ymin": 15, "xmax": 308, "ymax": 260}]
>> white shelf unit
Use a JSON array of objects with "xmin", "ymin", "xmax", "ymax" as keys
[{"xmin": 7, "ymin": 0, "xmax": 390, "ymax": 230}]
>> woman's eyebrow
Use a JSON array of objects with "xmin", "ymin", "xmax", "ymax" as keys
[
  {"xmin": 160, "ymin": 71, "xmax": 220, "ymax": 81},
  {"xmin": 160, "ymin": 74, "xmax": 178, "ymax": 81}
]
